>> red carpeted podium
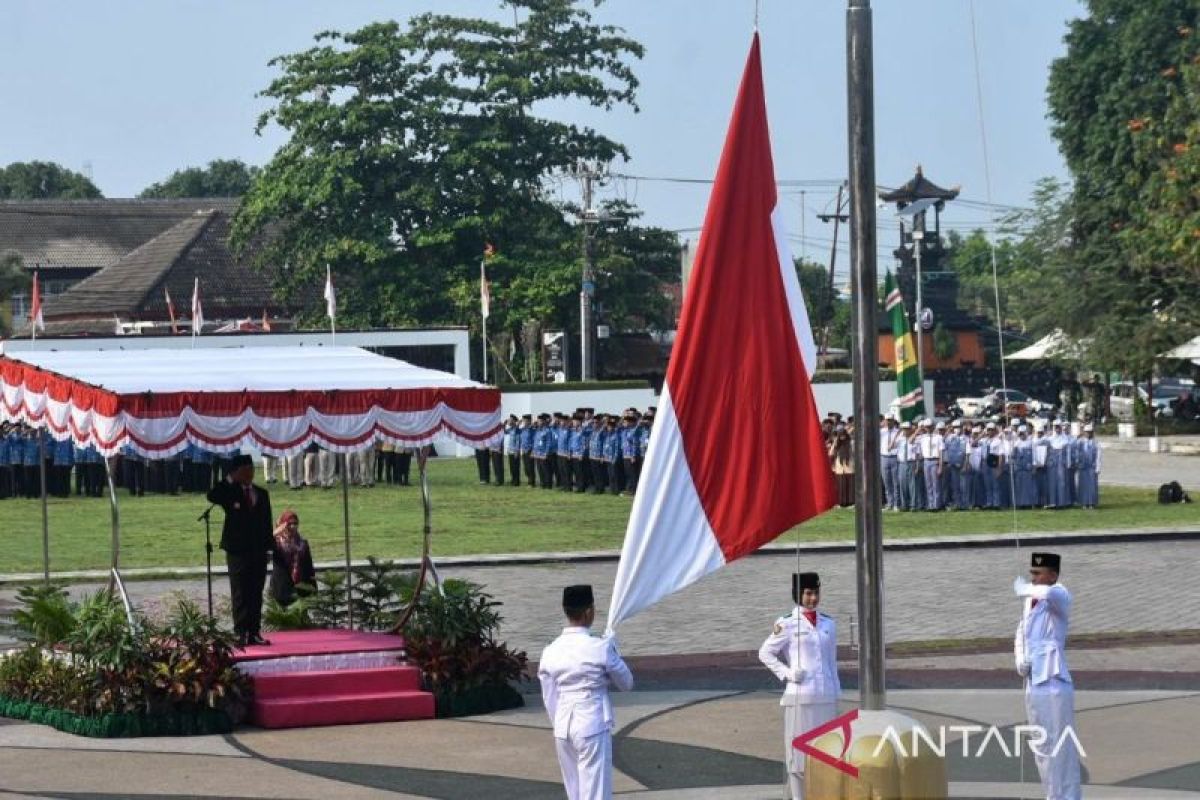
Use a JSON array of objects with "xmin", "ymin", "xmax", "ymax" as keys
[{"xmin": 233, "ymin": 630, "xmax": 435, "ymax": 729}]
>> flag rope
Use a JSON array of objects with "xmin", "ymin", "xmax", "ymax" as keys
[{"xmin": 969, "ymin": 2, "xmax": 1029, "ymax": 794}]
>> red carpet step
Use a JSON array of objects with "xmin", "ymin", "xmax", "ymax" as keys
[{"xmin": 235, "ymin": 630, "xmax": 435, "ymax": 729}]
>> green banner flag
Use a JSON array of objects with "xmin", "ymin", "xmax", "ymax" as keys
[{"xmin": 885, "ymin": 271, "xmax": 925, "ymax": 421}]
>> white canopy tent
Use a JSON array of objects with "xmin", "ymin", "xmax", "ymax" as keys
[
  {"xmin": 1160, "ymin": 335, "xmax": 1200, "ymax": 362},
  {"xmin": 1, "ymin": 346, "xmax": 501, "ymax": 604},
  {"xmin": 1004, "ymin": 329, "xmax": 1090, "ymax": 361}
]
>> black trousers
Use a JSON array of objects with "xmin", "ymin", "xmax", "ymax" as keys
[
  {"xmin": 536, "ymin": 458, "xmax": 553, "ymax": 488},
  {"xmin": 396, "ymin": 451, "xmax": 413, "ymax": 485},
  {"xmin": 579, "ymin": 456, "xmax": 592, "ymax": 491},
  {"xmin": 557, "ymin": 455, "xmax": 572, "ymax": 491},
  {"xmin": 474, "ymin": 449, "xmax": 491, "ymax": 483},
  {"xmin": 508, "ymin": 454, "xmax": 521, "ymax": 486},
  {"xmin": 608, "ymin": 459, "xmax": 624, "ymax": 495},
  {"xmin": 490, "ymin": 451, "xmax": 505, "ymax": 485},
  {"xmin": 592, "ymin": 460, "xmax": 608, "ymax": 494},
  {"xmin": 522, "ymin": 453, "xmax": 535, "ymax": 486},
  {"xmin": 226, "ymin": 551, "xmax": 268, "ymax": 637},
  {"xmin": 0, "ymin": 465, "xmax": 11, "ymax": 498},
  {"xmin": 624, "ymin": 458, "xmax": 642, "ymax": 494}
]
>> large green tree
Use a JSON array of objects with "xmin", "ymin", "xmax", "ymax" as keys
[
  {"xmin": 0, "ymin": 161, "xmax": 102, "ymax": 200},
  {"xmin": 232, "ymin": 1, "xmax": 653, "ymax": 339},
  {"xmin": 138, "ymin": 159, "xmax": 259, "ymax": 198},
  {"xmin": 1045, "ymin": 0, "xmax": 1200, "ymax": 375},
  {"xmin": 795, "ymin": 258, "xmax": 849, "ymax": 352}
]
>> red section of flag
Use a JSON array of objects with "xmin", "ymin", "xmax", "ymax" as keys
[{"xmin": 667, "ymin": 34, "xmax": 835, "ymax": 560}]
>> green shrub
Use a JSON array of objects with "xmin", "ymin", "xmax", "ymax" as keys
[
  {"xmin": 0, "ymin": 592, "xmax": 251, "ymax": 731},
  {"xmin": 11, "ymin": 584, "xmax": 75, "ymax": 647}
]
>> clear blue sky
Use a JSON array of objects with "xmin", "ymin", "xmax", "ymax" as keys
[{"xmin": 1, "ymin": 1, "xmax": 1083, "ymax": 272}]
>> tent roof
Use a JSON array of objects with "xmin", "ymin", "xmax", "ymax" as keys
[
  {"xmin": 1161, "ymin": 335, "xmax": 1200, "ymax": 360},
  {"xmin": 1, "ymin": 346, "xmax": 500, "ymax": 456},
  {"xmin": 1004, "ymin": 329, "xmax": 1089, "ymax": 361}
]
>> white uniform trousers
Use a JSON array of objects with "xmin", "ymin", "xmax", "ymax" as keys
[
  {"xmin": 784, "ymin": 701, "xmax": 837, "ymax": 800},
  {"xmin": 1025, "ymin": 679, "xmax": 1081, "ymax": 800},
  {"xmin": 262, "ymin": 455, "xmax": 281, "ymax": 483},
  {"xmin": 287, "ymin": 453, "xmax": 305, "ymax": 488},
  {"xmin": 303, "ymin": 453, "xmax": 320, "ymax": 486},
  {"xmin": 554, "ymin": 728, "xmax": 613, "ymax": 800},
  {"xmin": 319, "ymin": 450, "xmax": 337, "ymax": 487}
]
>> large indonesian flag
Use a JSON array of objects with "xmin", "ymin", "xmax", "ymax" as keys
[{"xmin": 607, "ymin": 35, "xmax": 836, "ymax": 630}]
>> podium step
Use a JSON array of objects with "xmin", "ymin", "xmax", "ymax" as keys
[
  {"xmin": 253, "ymin": 666, "xmax": 422, "ymax": 699},
  {"xmin": 252, "ymin": 689, "xmax": 435, "ymax": 729}
]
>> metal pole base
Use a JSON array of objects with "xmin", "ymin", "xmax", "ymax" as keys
[{"xmin": 804, "ymin": 709, "xmax": 947, "ymax": 799}]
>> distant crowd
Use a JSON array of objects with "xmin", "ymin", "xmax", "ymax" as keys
[
  {"xmin": 821, "ymin": 413, "xmax": 1102, "ymax": 511},
  {"xmin": 0, "ymin": 422, "xmax": 419, "ymax": 500},
  {"xmin": 474, "ymin": 408, "xmax": 655, "ymax": 496}
]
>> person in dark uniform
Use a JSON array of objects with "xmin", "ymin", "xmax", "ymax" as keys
[
  {"xmin": 474, "ymin": 445, "xmax": 491, "ymax": 485},
  {"xmin": 490, "ymin": 422, "xmax": 506, "ymax": 486},
  {"xmin": 504, "ymin": 415, "xmax": 521, "ymax": 487},
  {"xmin": 207, "ymin": 454, "xmax": 274, "ymax": 647}
]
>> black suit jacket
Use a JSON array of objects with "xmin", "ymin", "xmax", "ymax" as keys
[{"xmin": 207, "ymin": 479, "xmax": 274, "ymax": 556}]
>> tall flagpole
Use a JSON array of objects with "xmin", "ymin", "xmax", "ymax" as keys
[{"xmin": 847, "ymin": 0, "xmax": 886, "ymax": 711}]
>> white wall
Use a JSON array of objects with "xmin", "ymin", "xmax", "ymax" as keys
[{"xmin": 502, "ymin": 386, "xmax": 658, "ymax": 419}]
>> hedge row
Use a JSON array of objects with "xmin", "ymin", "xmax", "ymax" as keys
[{"xmin": 0, "ymin": 695, "xmax": 236, "ymax": 738}]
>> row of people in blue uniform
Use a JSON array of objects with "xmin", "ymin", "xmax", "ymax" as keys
[
  {"xmin": 878, "ymin": 416, "xmax": 1102, "ymax": 511},
  {"xmin": 474, "ymin": 408, "xmax": 654, "ymax": 496},
  {"xmin": 0, "ymin": 423, "xmax": 254, "ymax": 499}
]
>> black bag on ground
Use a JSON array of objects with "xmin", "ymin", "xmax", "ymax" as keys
[{"xmin": 1158, "ymin": 481, "xmax": 1189, "ymax": 504}]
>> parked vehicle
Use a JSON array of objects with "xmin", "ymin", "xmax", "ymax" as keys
[
  {"xmin": 956, "ymin": 388, "xmax": 1041, "ymax": 420},
  {"xmin": 1081, "ymin": 380, "xmax": 1184, "ymax": 421}
]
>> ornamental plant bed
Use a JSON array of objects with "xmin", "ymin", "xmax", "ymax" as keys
[
  {"xmin": 0, "ymin": 695, "xmax": 236, "ymax": 737},
  {"xmin": 0, "ymin": 586, "xmax": 251, "ymax": 737}
]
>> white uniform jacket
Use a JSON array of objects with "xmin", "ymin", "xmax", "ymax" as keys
[
  {"xmin": 1014, "ymin": 582, "xmax": 1072, "ymax": 686},
  {"xmin": 538, "ymin": 626, "xmax": 634, "ymax": 739},
  {"xmin": 758, "ymin": 608, "xmax": 841, "ymax": 706}
]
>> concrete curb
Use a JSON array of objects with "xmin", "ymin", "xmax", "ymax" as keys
[{"xmin": 1, "ymin": 526, "xmax": 1195, "ymax": 584}]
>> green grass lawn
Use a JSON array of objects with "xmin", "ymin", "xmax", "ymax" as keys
[{"xmin": 0, "ymin": 458, "xmax": 1195, "ymax": 574}]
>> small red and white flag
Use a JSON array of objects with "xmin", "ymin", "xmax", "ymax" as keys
[
  {"xmin": 190, "ymin": 278, "xmax": 203, "ymax": 335},
  {"xmin": 324, "ymin": 265, "xmax": 337, "ymax": 322},
  {"xmin": 29, "ymin": 270, "xmax": 45, "ymax": 334},
  {"xmin": 607, "ymin": 35, "xmax": 836, "ymax": 630},
  {"xmin": 480, "ymin": 244, "xmax": 494, "ymax": 320},
  {"xmin": 164, "ymin": 286, "xmax": 179, "ymax": 334}
]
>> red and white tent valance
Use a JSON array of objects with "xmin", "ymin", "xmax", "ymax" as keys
[{"xmin": 0, "ymin": 346, "xmax": 501, "ymax": 458}]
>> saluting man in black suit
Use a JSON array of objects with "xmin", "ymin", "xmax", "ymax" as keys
[{"xmin": 207, "ymin": 454, "xmax": 274, "ymax": 647}]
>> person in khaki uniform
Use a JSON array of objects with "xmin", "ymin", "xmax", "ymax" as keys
[
  {"xmin": 538, "ymin": 585, "xmax": 633, "ymax": 800},
  {"xmin": 759, "ymin": 572, "xmax": 841, "ymax": 800}
]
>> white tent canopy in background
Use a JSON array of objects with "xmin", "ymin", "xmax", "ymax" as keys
[
  {"xmin": 1004, "ymin": 329, "xmax": 1090, "ymax": 361},
  {"xmin": 1160, "ymin": 335, "xmax": 1200, "ymax": 361},
  {"xmin": 1, "ymin": 346, "xmax": 502, "ymax": 458}
]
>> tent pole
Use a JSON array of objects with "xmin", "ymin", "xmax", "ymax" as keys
[
  {"xmin": 341, "ymin": 452, "xmax": 353, "ymax": 628},
  {"xmin": 104, "ymin": 456, "xmax": 122, "ymax": 592},
  {"xmin": 39, "ymin": 434, "xmax": 49, "ymax": 585}
]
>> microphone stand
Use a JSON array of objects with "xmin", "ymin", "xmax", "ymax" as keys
[{"xmin": 197, "ymin": 504, "xmax": 216, "ymax": 617}]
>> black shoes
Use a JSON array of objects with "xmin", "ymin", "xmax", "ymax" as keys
[{"xmin": 239, "ymin": 633, "xmax": 271, "ymax": 647}]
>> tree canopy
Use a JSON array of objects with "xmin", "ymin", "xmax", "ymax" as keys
[
  {"xmin": 0, "ymin": 161, "xmax": 102, "ymax": 200},
  {"xmin": 1040, "ymin": 0, "xmax": 1200, "ymax": 375},
  {"xmin": 231, "ymin": 0, "xmax": 670, "ymax": 354},
  {"xmin": 138, "ymin": 159, "xmax": 259, "ymax": 198}
]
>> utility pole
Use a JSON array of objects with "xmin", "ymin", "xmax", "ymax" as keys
[
  {"xmin": 571, "ymin": 161, "xmax": 609, "ymax": 382},
  {"xmin": 800, "ymin": 190, "xmax": 807, "ymax": 262},
  {"xmin": 817, "ymin": 183, "xmax": 849, "ymax": 357}
]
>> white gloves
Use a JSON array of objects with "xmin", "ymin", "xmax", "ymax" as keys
[
  {"xmin": 1017, "ymin": 660, "xmax": 1031, "ymax": 678},
  {"xmin": 789, "ymin": 666, "xmax": 807, "ymax": 683},
  {"xmin": 1013, "ymin": 576, "xmax": 1032, "ymax": 597}
]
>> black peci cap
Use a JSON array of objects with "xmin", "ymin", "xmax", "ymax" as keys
[
  {"xmin": 230, "ymin": 454, "xmax": 253, "ymax": 469},
  {"xmin": 1031, "ymin": 552, "xmax": 1061, "ymax": 572},
  {"xmin": 792, "ymin": 572, "xmax": 820, "ymax": 602},
  {"xmin": 562, "ymin": 584, "xmax": 594, "ymax": 608}
]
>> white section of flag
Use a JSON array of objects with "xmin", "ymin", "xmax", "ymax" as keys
[
  {"xmin": 606, "ymin": 383, "xmax": 726, "ymax": 630},
  {"xmin": 324, "ymin": 265, "xmax": 337, "ymax": 322},
  {"xmin": 190, "ymin": 278, "xmax": 203, "ymax": 335},
  {"xmin": 480, "ymin": 260, "xmax": 491, "ymax": 320}
]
